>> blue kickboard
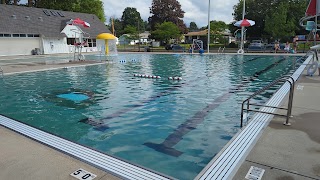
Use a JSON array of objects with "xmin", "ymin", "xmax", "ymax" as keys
[{"xmin": 57, "ymin": 93, "xmax": 89, "ymax": 102}]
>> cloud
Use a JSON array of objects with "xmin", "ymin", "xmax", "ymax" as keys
[{"xmin": 102, "ymin": 0, "xmax": 238, "ymax": 27}]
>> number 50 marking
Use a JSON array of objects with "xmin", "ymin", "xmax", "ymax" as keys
[{"xmin": 70, "ymin": 168, "xmax": 97, "ymax": 180}]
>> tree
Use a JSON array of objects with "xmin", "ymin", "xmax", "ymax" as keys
[
  {"xmin": 111, "ymin": 18, "xmax": 124, "ymax": 37},
  {"xmin": 232, "ymin": 0, "xmax": 308, "ymax": 40},
  {"xmin": 151, "ymin": 21, "xmax": 181, "ymax": 43},
  {"xmin": 189, "ymin": 22, "xmax": 198, "ymax": 32},
  {"xmin": 149, "ymin": 0, "xmax": 187, "ymax": 33},
  {"xmin": 264, "ymin": 2, "xmax": 295, "ymax": 40},
  {"xmin": 121, "ymin": 7, "xmax": 144, "ymax": 32},
  {"xmin": 124, "ymin": 25, "xmax": 139, "ymax": 41},
  {"xmin": 30, "ymin": 0, "xmax": 105, "ymax": 22},
  {"xmin": 208, "ymin": 20, "xmax": 228, "ymax": 43},
  {"xmin": 1, "ymin": 0, "xmax": 20, "ymax": 4}
]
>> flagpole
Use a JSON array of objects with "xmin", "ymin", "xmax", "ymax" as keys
[
  {"xmin": 207, "ymin": 0, "xmax": 211, "ymax": 53},
  {"xmin": 240, "ymin": 0, "xmax": 246, "ymax": 51}
]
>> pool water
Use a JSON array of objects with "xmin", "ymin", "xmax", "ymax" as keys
[{"xmin": 0, "ymin": 54, "xmax": 299, "ymax": 179}]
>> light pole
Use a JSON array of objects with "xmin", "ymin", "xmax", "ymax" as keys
[
  {"xmin": 207, "ymin": 0, "xmax": 211, "ymax": 53},
  {"xmin": 240, "ymin": 0, "xmax": 246, "ymax": 51}
]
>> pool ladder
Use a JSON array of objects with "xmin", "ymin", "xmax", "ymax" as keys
[
  {"xmin": 0, "ymin": 66, "xmax": 3, "ymax": 76},
  {"xmin": 218, "ymin": 47, "xmax": 225, "ymax": 54},
  {"xmin": 240, "ymin": 76, "xmax": 295, "ymax": 128}
]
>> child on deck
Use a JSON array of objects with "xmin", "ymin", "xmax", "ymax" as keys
[{"xmin": 284, "ymin": 41, "xmax": 290, "ymax": 53}]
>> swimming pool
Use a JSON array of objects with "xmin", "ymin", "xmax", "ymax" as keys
[{"xmin": 0, "ymin": 54, "xmax": 300, "ymax": 179}]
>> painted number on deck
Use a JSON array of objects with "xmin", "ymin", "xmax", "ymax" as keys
[
  {"xmin": 297, "ymin": 85, "xmax": 304, "ymax": 90},
  {"xmin": 70, "ymin": 168, "xmax": 96, "ymax": 180}
]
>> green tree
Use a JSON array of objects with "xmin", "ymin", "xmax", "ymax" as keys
[
  {"xmin": 124, "ymin": 25, "xmax": 139, "ymax": 41},
  {"xmin": 112, "ymin": 18, "xmax": 124, "ymax": 37},
  {"xmin": 232, "ymin": 0, "xmax": 307, "ymax": 39},
  {"xmin": 264, "ymin": 2, "xmax": 295, "ymax": 40},
  {"xmin": 151, "ymin": 21, "xmax": 181, "ymax": 42},
  {"xmin": 149, "ymin": 0, "xmax": 187, "ymax": 33},
  {"xmin": 121, "ymin": 7, "xmax": 144, "ymax": 32},
  {"xmin": 1, "ymin": 0, "xmax": 20, "ymax": 4},
  {"xmin": 209, "ymin": 20, "xmax": 228, "ymax": 43},
  {"xmin": 189, "ymin": 22, "xmax": 198, "ymax": 32},
  {"xmin": 30, "ymin": 0, "xmax": 105, "ymax": 22}
]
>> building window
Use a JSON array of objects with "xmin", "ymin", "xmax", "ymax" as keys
[
  {"xmin": 33, "ymin": 34, "xmax": 40, "ymax": 37},
  {"xmin": 87, "ymin": 39, "xmax": 96, "ymax": 47},
  {"xmin": 20, "ymin": 34, "xmax": 26, "ymax": 37},
  {"xmin": 67, "ymin": 38, "xmax": 76, "ymax": 45},
  {"xmin": 3, "ymin": 34, "xmax": 11, "ymax": 37}
]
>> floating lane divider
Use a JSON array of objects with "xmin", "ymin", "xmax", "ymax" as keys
[
  {"xmin": 168, "ymin": 77, "xmax": 182, "ymax": 80},
  {"xmin": 120, "ymin": 59, "xmax": 139, "ymax": 63},
  {"xmin": 85, "ymin": 57, "xmax": 264, "ymax": 122},
  {"xmin": 134, "ymin": 74, "xmax": 161, "ymax": 79}
]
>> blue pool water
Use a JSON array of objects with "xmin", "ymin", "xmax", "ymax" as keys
[{"xmin": 0, "ymin": 54, "xmax": 300, "ymax": 179}]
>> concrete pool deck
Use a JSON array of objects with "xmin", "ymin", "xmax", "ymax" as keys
[
  {"xmin": 233, "ymin": 73, "xmax": 320, "ymax": 180},
  {"xmin": 0, "ymin": 53, "xmax": 319, "ymax": 180}
]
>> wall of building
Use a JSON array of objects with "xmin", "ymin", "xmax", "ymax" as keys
[
  {"xmin": 42, "ymin": 38, "xmax": 69, "ymax": 54},
  {"xmin": 0, "ymin": 37, "xmax": 40, "ymax": 56}
]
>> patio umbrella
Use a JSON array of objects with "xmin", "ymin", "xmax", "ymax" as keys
[
  {"xmin": 234, "ymin": 19, "xmax": 255, "ymax": 27},
  {"xmin": 67, "ymin": 18, "xmax": 90, "ymax": 28}
]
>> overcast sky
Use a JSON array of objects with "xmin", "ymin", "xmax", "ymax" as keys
[
  {"xmin": 19, "ymin": 0, "xmax": 239, "ymax": 27},
  {"xmin": 103, "ymin": 0, "xmax": 239, "ymax": 27}
]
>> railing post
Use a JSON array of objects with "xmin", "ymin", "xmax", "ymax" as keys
[
  {"xmin": 283, "ymin": 77, "xmax": 295, "ymax": 126},
  {"xmin": 240, "ymin": 101, "xmax": 245, "ymax": 128}
]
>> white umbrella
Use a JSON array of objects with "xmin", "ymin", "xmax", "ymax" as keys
[{"xmin": 234, "ymin": 19, "xmax": 255, "ymax": 27}]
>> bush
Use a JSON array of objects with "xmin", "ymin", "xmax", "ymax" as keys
[{"xmin": 228, "ymin": 42, "xmax": 237, "ymax": 48}]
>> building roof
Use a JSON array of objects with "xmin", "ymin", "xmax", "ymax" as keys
[
  {"xmin": 0, "ymin": 4, "xmax": 110, "ymax": 38},
  {"xmin": 185, "ymin": 29, "xmax": 232, "ymax": 37},
  {"xmin": 185, "ymin": 30, "xmax": 208, "ymax": 36}
]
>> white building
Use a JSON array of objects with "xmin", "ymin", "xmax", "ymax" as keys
[{"xmin": 0, "ymin": 4, "xmax": 111, "ymax": 56}]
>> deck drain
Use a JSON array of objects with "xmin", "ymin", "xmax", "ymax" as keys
[{"xmin": 245, "ymin": 166, "xmax": 265, "ymax": 180}]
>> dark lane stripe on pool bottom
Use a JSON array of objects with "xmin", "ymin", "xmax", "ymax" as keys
[
  {"xmin": 80, "ymin": 57, "xmax": 263, "ymax": 125},
  {"xmin": 144, "ymin": 57, "xmax": 288, "ymax": 157}
]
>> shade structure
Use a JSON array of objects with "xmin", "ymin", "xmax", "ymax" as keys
[
  {"xmin": 67, "ymin": 18, "xmax": 90, "ymax": 28},
  {"xmin": 306, "ymin": 0, "xmax": 320, "ymax": 16},
  {"xmin": 96, "ymin": 33, "xmax": 116, "ymax": 40},
  {"xmin": 234, "ymin": 19, "xmax": 255, "ymax": 27},
  {"xmin": 97, "ymin": 33, "xmax": 117, "ymax": 55}
]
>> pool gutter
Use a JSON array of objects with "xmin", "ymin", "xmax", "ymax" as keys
[
  {"xmin": 195, "ymin": 55, "xmax": 312, "ymax": 180},
  {"xmin": 0, "ymin": 115, "xmax": 173, "ymax": 180}
]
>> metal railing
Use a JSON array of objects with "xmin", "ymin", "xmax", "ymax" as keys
[
  {"xmin": 0, "ymin": 66, "xmax": 3, "ymax": 76},
  {"xmin": 218, "ymin": 47, "xmax": 225, "ymax": 54},
  {"xmin": 240, "ymin": 76, "xmax": 295, "ymax": 128}
]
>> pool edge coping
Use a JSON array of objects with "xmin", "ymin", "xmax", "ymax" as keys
[
  {"xmin": 0, "ymin": 114, "xmax": 175, "ymax": 180},
  {"xmin": 194, "ymin": 55, "xmax": 312, "ymax": 180}
]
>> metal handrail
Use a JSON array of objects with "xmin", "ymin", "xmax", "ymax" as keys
[
  {"xmin": 0, "ymin": 66, "xmax": 3, "ymax": 76},
  {"xmin": 240, "ymin": 76, "xmax": 295, "ymax": 127},
  {"xmin": 221, "ymin": 47, "xmax": 225, "ymax": 54}
]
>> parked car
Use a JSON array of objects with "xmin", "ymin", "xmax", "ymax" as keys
[
  {"xmin": 265, "ymin": 42, "xmax": 285, "ymax": 52},
  {"xmin": 165, "ymin": 44, "xmax": 184, "ymax": 51},
  {"xmin": 247, "ymin": 40, "xmax": 265, "ymax": 52}
]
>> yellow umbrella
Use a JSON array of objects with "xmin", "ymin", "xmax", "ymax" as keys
[{"xmin": 96, "ymin": 33, "xmax": 117, "ymax": 54}]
